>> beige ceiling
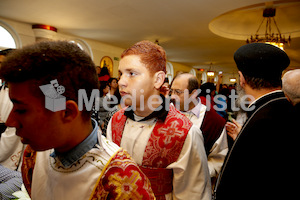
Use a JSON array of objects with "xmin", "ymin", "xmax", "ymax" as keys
[{"xmin": 0, "ymin": 0, "xmax": 299, "ymax": 73}]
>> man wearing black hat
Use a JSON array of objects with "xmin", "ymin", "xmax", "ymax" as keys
[{"xmin": 213, "ymin": 43, "xmax": 297, "ymax": 200}]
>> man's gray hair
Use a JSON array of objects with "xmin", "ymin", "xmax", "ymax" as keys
[{"xmin": 282, "ymin": 69, "xmax": 300, "ymax": 105}]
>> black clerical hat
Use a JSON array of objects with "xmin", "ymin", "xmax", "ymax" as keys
[{"xmin": 234, "ymin": 43, "xmax": 290, "ymax": 81}]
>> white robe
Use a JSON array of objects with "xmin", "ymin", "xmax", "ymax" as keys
[
  {"xmin": 31, "ymin": 131, "xmax": 120, "ymax": 200},
  {"xmin": 182, "ymin": 104, "xmax": 228, "ymax": 178},
  {"xmin": 0, "ymin": 87, "xmax": 24, "ymax": 171},
  {"xmin": 107, "ymin": 116, "xmax": 212, "ymax": 200},
  {"xmin": 0, "ymin": 127, "xmax": 24, "ymax": 171}
]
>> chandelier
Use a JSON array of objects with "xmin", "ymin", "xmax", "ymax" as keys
[
  {"xmin": 246, "ymin": 8, "xmax": 291, "ymax": 50},
  {"xmin": 206, "ymin": 63, "xmax": 215, "ymax": 77},
  {"xmin": 207, "ymin": 71, "xmax": 215, "ymax": 77}
]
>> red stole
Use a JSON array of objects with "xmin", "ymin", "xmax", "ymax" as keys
[{"xmin": 111, "ymin": 104, "xmax": 192, "ymax": 200}]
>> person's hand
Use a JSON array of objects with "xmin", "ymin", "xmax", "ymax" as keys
[
  {"xmin": 218, "ymin": 73, "xmax": 223, "ymax": 83},
  {"xmin": 226, "ymin": 119, "xmax": 241, "ymax": 141}
]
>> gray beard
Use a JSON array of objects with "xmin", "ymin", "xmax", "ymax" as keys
[{"xmin": 235, "ymin": 82, "xmax": 250, "ymax": 112}]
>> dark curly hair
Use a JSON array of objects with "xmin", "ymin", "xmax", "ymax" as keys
[{"xmin": 0, "ymin": 40, "xmax": 99, "ymax": 120}]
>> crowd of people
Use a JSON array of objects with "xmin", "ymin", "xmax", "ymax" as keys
[{"xmin": 0, "ymin": 40, "xmax": 299, "ymax": 200}]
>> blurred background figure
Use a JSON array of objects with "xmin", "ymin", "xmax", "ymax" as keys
[
  {"xmin": 101, "ymin": 78, "xmax": 121, "ymax": 135},
  {"xmin": 107, "ymin": 77, "xmax": 121, "ymax": 108},
  {"xmin": 97, "ymin": 81, "xmax": 110, "ymax": 130},
  {"xmin": 160, "ymin": 77, "xmax": 170, "ymax": 97},
  {"xmin": 282, "ymin": 69, "xmax": 300, "ymax": 114},
  {"xmin": 98, "ymin": 66, "xmax": 110, "ymax": 82},
  {"xmin": 225, "ymin": 78, "xmax": 249, "ymax": 143},
  {"xmin": 199, "ymin": 82, "xmax": 216, "ymax": 111},
  {"xmin": 95, "ymin": 66, "xmax": 101, "ymax": 80}
]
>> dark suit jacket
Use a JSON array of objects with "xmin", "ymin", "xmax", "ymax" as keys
[
  {"xmin": 215, "ymin": 91, "xmax": 297, "ymax": 200},
  {"xmin": 295, "ymin": 103, "xmax": 300, "ymax": 116}
]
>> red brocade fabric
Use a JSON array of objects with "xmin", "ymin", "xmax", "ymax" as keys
[
  {"xmin": 139, "ymin": 166, "xmax": 173, "ymax": 200},
  {"xmin": 91, "ymin": 149, "xmax": 155, "ymax": 200},
  {"xmin": 21, "ymin": 145, "xmax": 36, "ymax": 196},
  {"xmin": 111, "ymin": 105, "xmax": 192, "ymax": 199},
  {"xmin": 111, "ymin": 108, "xmax": 127, "ymax": 146}
]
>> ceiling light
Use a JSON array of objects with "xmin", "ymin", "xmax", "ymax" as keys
[
  {"xmin": 207, "ymin": 62, "xmax": 215, "ymax": 77},
  {"xmin": 246, "ymin": 8, "xmax": 291, "ymax": 50},
  {"xmin": 230, "ymin": 78, "xmax": 237, "ymax": 83},
  {"xmin": 207, "ymin": 71, "xmax": 215, "ymax": 77}
]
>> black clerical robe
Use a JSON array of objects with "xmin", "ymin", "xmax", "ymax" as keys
[{"xmin": 214, "ymin": 91, "xmax": 297, "ymax": 200}]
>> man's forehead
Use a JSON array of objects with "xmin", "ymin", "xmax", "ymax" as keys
[
  {"xmin": 119, "ymin": 55, "xmax": 146, "ymax": 69},
  {"xmin": 172, "ymin": 76, "xmax": 189, "ymax": 89},
  {"xmin": 8, "ymin": 81, "xmax": 26, "ymax": 95},
  {"xmin": 8, "ymin": 81, "xmax": 32, "ymax": 90},
  {"xmin": 8, "ymin": 81, "xmax": 39, "ymax": 104}
]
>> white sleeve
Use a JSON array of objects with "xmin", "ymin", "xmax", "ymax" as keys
[
  {"xmin": 0, "ymin": 127, "xmax": 23, "ymax": 170},
  {"xmin": 106, "ymin": 117, "xmax": 113, "ymax": 142},
  {"xmin": 207, "ymin": 127, "xmax": 228, "ymax": 177},
  {"xmin": 167, "ymin": 125, "xmax": 212, "ymax": 200}
]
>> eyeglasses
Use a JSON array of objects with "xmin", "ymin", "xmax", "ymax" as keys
[{"xmin": 169, "ymin": 89, "xmax": 184, "ymax": 95}]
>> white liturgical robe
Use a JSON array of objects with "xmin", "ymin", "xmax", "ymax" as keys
[
  {"xmin": 182, "ymin": 103, "xmax": 228, "ymax": 177},
  {"xmin": 31, "ymin": 133, "xmax": 119, "ymax": 200},
  {"xmin": 107, "ymin": 114, "xmax": 212, "ymax": 200}
]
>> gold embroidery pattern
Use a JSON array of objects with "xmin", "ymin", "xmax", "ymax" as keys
[
  {"xmin": 108, "ymin": 170, "xmax": 143, "ymax": 199},
  {"xmin": 50, "ymin": 150, "xmax": 107, "ymax": 173},
  {"xmin": 91, "ymin": 149, "xmax": 155, "ymax": 200},
  {"xmin": 21, "ymin": 145, "xmax": 37, "ymax": 197}
]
